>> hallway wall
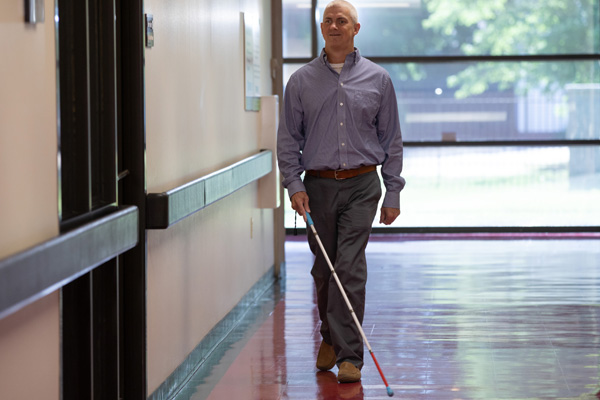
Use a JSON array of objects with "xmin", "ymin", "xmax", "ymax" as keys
[
  {"xmin": 0, "ymin": 0, "xmax": 276, "ymax": 397},
  {"xmin": 0, "ymin": 0, "xmax": 60, "ymax": 399},
  {"xmin": 143, "ymin": 0, "xmax": 275, "ymax": 393}
]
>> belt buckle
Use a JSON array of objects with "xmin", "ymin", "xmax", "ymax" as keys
[{"xmin": 334, "ymin": 170, "xmax": 346, "ymax": 180}]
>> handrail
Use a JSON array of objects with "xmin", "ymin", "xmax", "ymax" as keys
[
  {"xmin": 146, "ymin": 150, "xmax": 273, "ymax": 229},
  {"xmin": 0, "ymin": 206, "xmax": 139, "ymax": 320}
]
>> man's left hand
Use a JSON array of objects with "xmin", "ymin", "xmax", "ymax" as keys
[{"xmin": 379, "ymin": 207, "xmax": 400, "ymax": 225}]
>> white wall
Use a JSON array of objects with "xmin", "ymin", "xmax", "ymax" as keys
[
  {"xmin": 143, "ymin": 0, "xmax": 274, "ymax": 393},
  {"xmin": 0, "ymin": 0, "xmax": 60, "ymax": 398},
  {"xmin": 0, "ymin": 0, "xmax": 276, "ymax": 395}
]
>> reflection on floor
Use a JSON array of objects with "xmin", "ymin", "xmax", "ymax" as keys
[{"xmin": 173, "ymin": 237, "xmax": 600, "ymax": 400}]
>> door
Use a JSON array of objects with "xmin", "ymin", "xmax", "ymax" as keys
[{"xmin": 57, "ymin": 0, "xmax": 147, "ymax": 397}]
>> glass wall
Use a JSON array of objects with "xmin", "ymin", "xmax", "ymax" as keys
[
  {"xmin": 283, "ymin": 145, "xmax": 600, "ymax": 228},
  {"xmin": 327, "ymin": 0, "xmax": 598, "ymax": 56},
  {"xmin": 283, "ymin": 0, "xmax": 312, "ymax": 58},
  {"xmin": 383, "ymin": 61, "xmax": 600, "ymax": 142},
  {"xmin": 284, "ymin": 0, "xmax": 600, "ymax": 57},
  {"xmin": 281, "ymin": 0, "xmax": 600, "ymax": 229}
]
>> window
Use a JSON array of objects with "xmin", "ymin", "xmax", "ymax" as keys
[
  {"xmin": 383, "ymin": 61, "xmax": 600, "ymax": 142},
  {"xmin": 321, "ymin": 0, "xmax": 600, "ymax": 57},
  {"xmin": 282, "ymin": 0, "xmax": 600, "ymax": 230}
]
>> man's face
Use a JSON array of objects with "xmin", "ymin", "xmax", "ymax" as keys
[{"xmin": 320, "ymin": 5, "xmax": 360, "ymax": 52}]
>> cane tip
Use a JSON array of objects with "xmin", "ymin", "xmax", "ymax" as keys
[{"xmin": 386, "ymin": 386, "xmax": 394, "ymax": 396}]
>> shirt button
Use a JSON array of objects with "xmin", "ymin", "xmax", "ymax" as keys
[
  {"xmin": 341, "ymin": 142, "xmax": 345, "ymax": 146},
  {"xmin": 340, "ymin": 122, "xmax": 344, "ymax": 126},
  {"xmin": 343, "ymin": 163, "xmax": 347, "ymax": 167},
  {"xmin": 340, "ymin": 102, "xmax": 344, "ymax": 106},
  {"xmin": 340, "ymin": 83, "xmax": 344, "ymax": 86}
]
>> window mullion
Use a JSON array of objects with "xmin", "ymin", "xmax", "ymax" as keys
[{"xmin": 311, "ymin": 0, "xmax": 318, "ymax": 58}]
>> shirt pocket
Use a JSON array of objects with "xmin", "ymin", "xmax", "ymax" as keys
[{"xmin": 353, "ymin": 90, "xmax": 380, "ymax": 128}]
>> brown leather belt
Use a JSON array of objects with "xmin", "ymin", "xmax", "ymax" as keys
[{"xmin": 305, "ymin": 165, "xmax": 376, "ymax": 180}]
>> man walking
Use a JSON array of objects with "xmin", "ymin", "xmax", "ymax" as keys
[{"xmin": 277, "ymin": 0, "xmax": 405, "ymax": 383}]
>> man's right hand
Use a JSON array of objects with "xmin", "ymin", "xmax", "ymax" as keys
[{"xmin": 290, "ymin": 191, "xmax": 310, "ymax": 221}]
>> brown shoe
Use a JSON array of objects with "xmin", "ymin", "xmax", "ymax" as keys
[
  {"xmin": 337, "ymin": 361, "xmax": 361, "ymax": 383},
  {"xmin": 316, "ymin": 341, "xmax": 336, "ymax": 371}
]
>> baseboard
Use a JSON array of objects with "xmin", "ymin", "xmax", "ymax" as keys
[{"xmin": 148, "ymin": 263, "xmax": 283, "ymax": 400}]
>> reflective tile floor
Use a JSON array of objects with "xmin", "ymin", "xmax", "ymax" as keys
[{"xmin": 173, "ymin": 237, "xmax": 600, "ymax": 400}]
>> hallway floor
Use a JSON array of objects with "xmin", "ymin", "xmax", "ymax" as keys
[{"xmin": 173, "ymin": 237, "xmax": 600, "ymax": 399}]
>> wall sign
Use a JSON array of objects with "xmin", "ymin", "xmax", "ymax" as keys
[{"xmin": 242, "ymin": 12, "xmax": 261, "ymax": 112}]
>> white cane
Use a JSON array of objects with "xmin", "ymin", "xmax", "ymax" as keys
[{"xmin": 305, "ymin": 212, "xmax": 393, "ymax": 397}]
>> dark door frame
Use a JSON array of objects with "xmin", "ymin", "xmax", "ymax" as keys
[{"xmin": 57, "ymin": 0, "xmax": 147, "ymax": 397}]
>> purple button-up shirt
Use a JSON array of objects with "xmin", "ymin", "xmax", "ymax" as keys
[{"xmin": 277, "ymin": 49, "xmax": 405, "ymax": 209}]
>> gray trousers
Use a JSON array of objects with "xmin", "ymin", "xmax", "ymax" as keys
[{"xmin": 304, "ymin": 170, "xmax": 381, "ymax": 369}]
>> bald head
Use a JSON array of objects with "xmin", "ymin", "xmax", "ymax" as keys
[{"xmin": 323, "ymin": 0, "xmax": 358, "ymax": 24}]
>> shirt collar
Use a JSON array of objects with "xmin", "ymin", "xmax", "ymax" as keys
[{"xmin": 320, "ymin": 48, "xmax": 361, "ymax": 66}]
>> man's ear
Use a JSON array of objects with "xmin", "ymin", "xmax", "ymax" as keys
[{"xmin": 353, "ymin": 22, "xmax": 361, "ymax": 36}]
